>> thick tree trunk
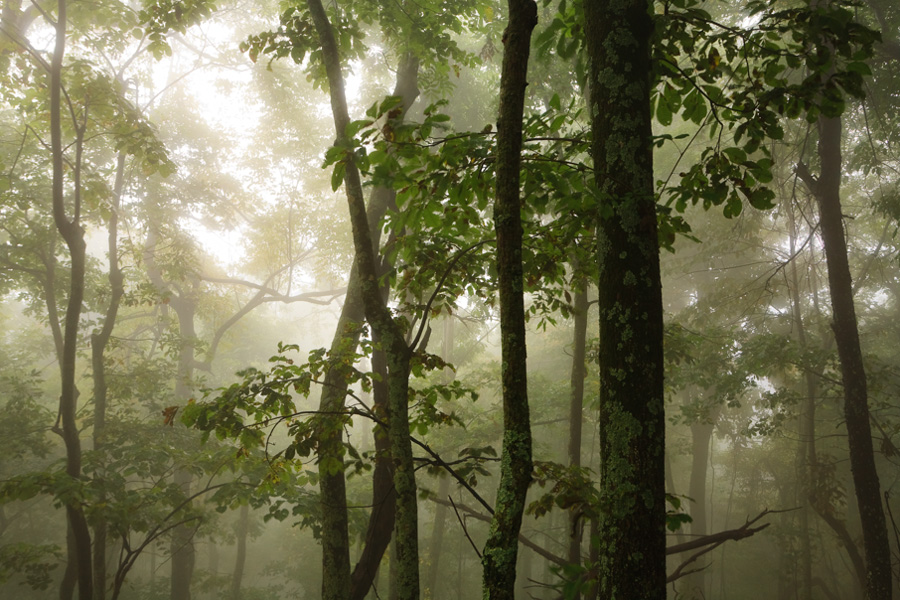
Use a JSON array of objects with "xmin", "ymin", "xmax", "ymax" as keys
[
  {"xmin": 480, "ymin": 1, "xmax": 536, "ymax": 599},
  {"xmin": 583, "ymin": 0, "xmax": 666, "ymax": 597},
  {"xmin": 813, "ymin": 114, "xmax": 892, "ymax": 600}
]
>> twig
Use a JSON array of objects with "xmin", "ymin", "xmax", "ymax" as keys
[{"xmin": 449, "ymin": 496, "xmax": 482, "ymax": 560}]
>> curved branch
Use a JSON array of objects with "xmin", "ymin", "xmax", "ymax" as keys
[{"xmin": 408, "ymin": 238, "xmax": 495, "ymax": 351}]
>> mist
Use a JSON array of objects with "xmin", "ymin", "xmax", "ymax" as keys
[{"xmin": 1, "ymin": 1, "xmax": 898, "ymax": 599}]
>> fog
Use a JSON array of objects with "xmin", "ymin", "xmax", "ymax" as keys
[{"xmin": 1, "ymin": 1, "xmax": 898, "ymax": 599}]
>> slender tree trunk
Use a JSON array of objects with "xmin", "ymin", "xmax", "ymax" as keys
[
  {"xmin": 304, "ymin": 49, "xmax": 418, "ymax": 600},
  {"xmin": 208, "ymin": 541, "xmax": 218, "ymax": 600},
  {"xmin": 813, "ymin": 114, "xmax": 892, "ymax": 600},
  {"xmin": 583, "ymin": 0, "xmax": 666, "ymax": 597},
  {"xmin": 91, "ymin": 151, "xmax": 127, "ymax": 600},
  {"xmin": 425, "ymin": 476, "xmax": 451, "ymax": 599},
  {"xmin": 169, "ymin": 294, "xmax": 199, "ymax": 600},
  {"xmin": 230, "ymin": 504, "xmax": 249, "ymax": 600},
  {"xmin": 481, "ymin": 2, "xmax": 536, "ymax": 599},
  {"xmin": 350, "ymin": 339, "xmax": 395, "ymax": 600},
  {"xmin": 683, "ymin": 420, "xmax": 714, "ymax": 599},
  {"xmin": 307, "ymin": 2, "xmax": 419, "ymax": 597},
  {"xmin": 170, "ymin": 467, "xmax": 195, "ymax": 600},
  {"xmin": 425, "ymin": 319, "xmax": 455, "ymax": 599},
  {"xmin": 49, "ymin": 1, "xmax": 93, "ymax": 597},
  {"xmin": 348, "ymin": 56, "xmax": 420, "ymax": 600},
  {"xmin": 566, "ymin": 281, "xmax": 588, "ymax": 599},
  {"xmin": 788, "ymin": 203, "xmax": 815, "ymax": 600}
]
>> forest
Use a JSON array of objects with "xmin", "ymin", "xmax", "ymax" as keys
[{"xmin": 1, "ymin": 0, "xmax": 899, "ymax": 598}]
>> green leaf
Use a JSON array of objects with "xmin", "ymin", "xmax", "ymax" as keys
[{"xmin": 331, "ymin": 162, "xmax": 345, "ymax": 191}]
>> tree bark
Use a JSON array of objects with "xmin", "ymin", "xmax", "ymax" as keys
[
  {"xmin": 424, "ymin": 319, "xmax": 455, "ymax": 599},
  {"xmin": 480, "ymin": 1, "xmax": 536, "ymax": 599},
  {"xmin": 583, "ymin": 0, "xmax": 666, "ymax": 597},
  {"xmin": 91, "ymin": 151, "xmax": 127, "ymax": 600},
  {"xmin": 49, "ymin": 1, "xmax": 93, "ymax": 597},
  {"xmin": 566, "ymin": 281, "xmax": 588, "ymax": 599},
  {"xmin": 812, "ymin": 113, "xmax": 892, "ymax": 600},
  {"xmin": 683, "ymin": 419, "xmax": 714, "ymax": 599},
  {"xmin": 302, "ymin": 49, "xmax": 418, "ymax": 600},
  {"xmin": 787, "ymin": 202, "xmax": 815, "ymax": 600},
  {"xmin": 230, "ymin": 504, "xmax": 249, "ymax": 600},
  {"xmin": 307, "ymin": 2, "xmax": 419, "ymax": 597}
]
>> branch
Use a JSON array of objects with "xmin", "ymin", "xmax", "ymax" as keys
[
  {"xmin": 408, "ymin": 238, "xmax": 494, "ymax": 351},
  {"xmin": 431, "ymin": 497, "xmax": 567, "ymax": 566},
  {"xmin": 665, "ymin": 509, "xmax": 776, "ymax": 555},
  {"xmin": 666, "ymin": 509, "xmax": 779, "ymax": 583},
  {"xmin": 795, "ymin": 161, "xmax": 818, "ymax": 195},
  {"xmin": 449, "ymin": 496, "xmax": 482, "ymax": 560}
]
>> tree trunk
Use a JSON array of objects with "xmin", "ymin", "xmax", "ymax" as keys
[
  {"xmin": 304, "ymin": 48, "xmax": 418, "ymax": 600},
  {"xmin": 91, "ymin": 151, "xmax": 127, "ymax": 600},
  {"xmin": 683, "ymin": 421, "xmax": 714, "ymax": 599},
  {"xmin": 425, "ymin": 475, "xmax": 451, "ymax": 599},
  {"xmin": 813, "ymin": 114, "xmax": 892, "ymax": 600},
  {"xmin": 788, "ymin": 202, "xmax": 815, "ymax": 600},
  {"xmin": 583, "ymin": 0, "xmax": 667, "ymax": 597},
  {"xmin": 307, "ymin": 2, "xmax": 420, "ymax": 597},
  {"xmin": 350, "ymin": 338, "xmax": 395, "ymax": 600},
  {"xmin": 230, "ymin": 504, "xmax": 249, "ymax": 600},
  {"xmin": 566, "ymin": 281, "xmax": 588, "ymax": 599},
  {"xmin": 480, "ymin": 1, "xmax": 536, "ymax": 599},
  {"xmin": 425, "ymin": 319, "xmax": 455, "ymax": 599},
  {"xmin": 170, "ymin": 467, "xmax": 195, "ymax": 600},
  {"xmin": 49, "ymin": 1, "xmax": 93, "ymax": 597},
  {"xmin": 169, "ymin": 294, "xmax": 199, "ymax": 600}
]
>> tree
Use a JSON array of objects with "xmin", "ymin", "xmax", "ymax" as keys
[
  {"xmin": 306, "ymin": 1, "xmax": 421, "ymax": 597},
  {"xmin": 582, "ymin": 0, "xmax": 667, "ymax": 597},
  {"xmin": 793, "ymin": 3, "xmax": 892, "ymax": 597},
  {"xmin": 480, "ymin": 0, "xmax": 536, "ymax": 598}
]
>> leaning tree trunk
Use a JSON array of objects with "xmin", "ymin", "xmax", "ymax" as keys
[
  {"xmin": 583, "ymin": 0, "xmax": 667, "ymax": 598},
  {"xmin": 347, "ymin": 55, "xmax": 420, "ymax": 600},
  {"xmin": 480, "ymin": 2, "xmax": 536, "ymax": 599},
  {"xmin": 811, "ymin": 113, "xmax": 892, "ymax": 600},
  {"xmin": 49, "ymin": 1, "xmax": 93, "ymax": 597},
  {"xmin": 306, "ymin": 48, "xmax": 419, "ymax": 600},
  {"xmin": 307, "ymin": 2, "xmax": 419, "ymax": 597}
]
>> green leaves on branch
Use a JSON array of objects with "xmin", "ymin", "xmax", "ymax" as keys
[
  {"xmin": 652, "ymin": 0, "xmax": 879, "ymax": 219},
  {"xmin": 139, "ymin": 0, "xmax": 218, "ymax": 59},
  {"xmin": 183, "ymin": 338, "xmax": 479, "ymax": 477},
  {"xmin": 670, "ymin": 150, "xmax": 776, "ymax": 219}
]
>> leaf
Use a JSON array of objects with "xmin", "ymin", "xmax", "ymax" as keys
[{"xmin": 330, "ymin": 162, "xmax": 345, "ymax": 191}]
